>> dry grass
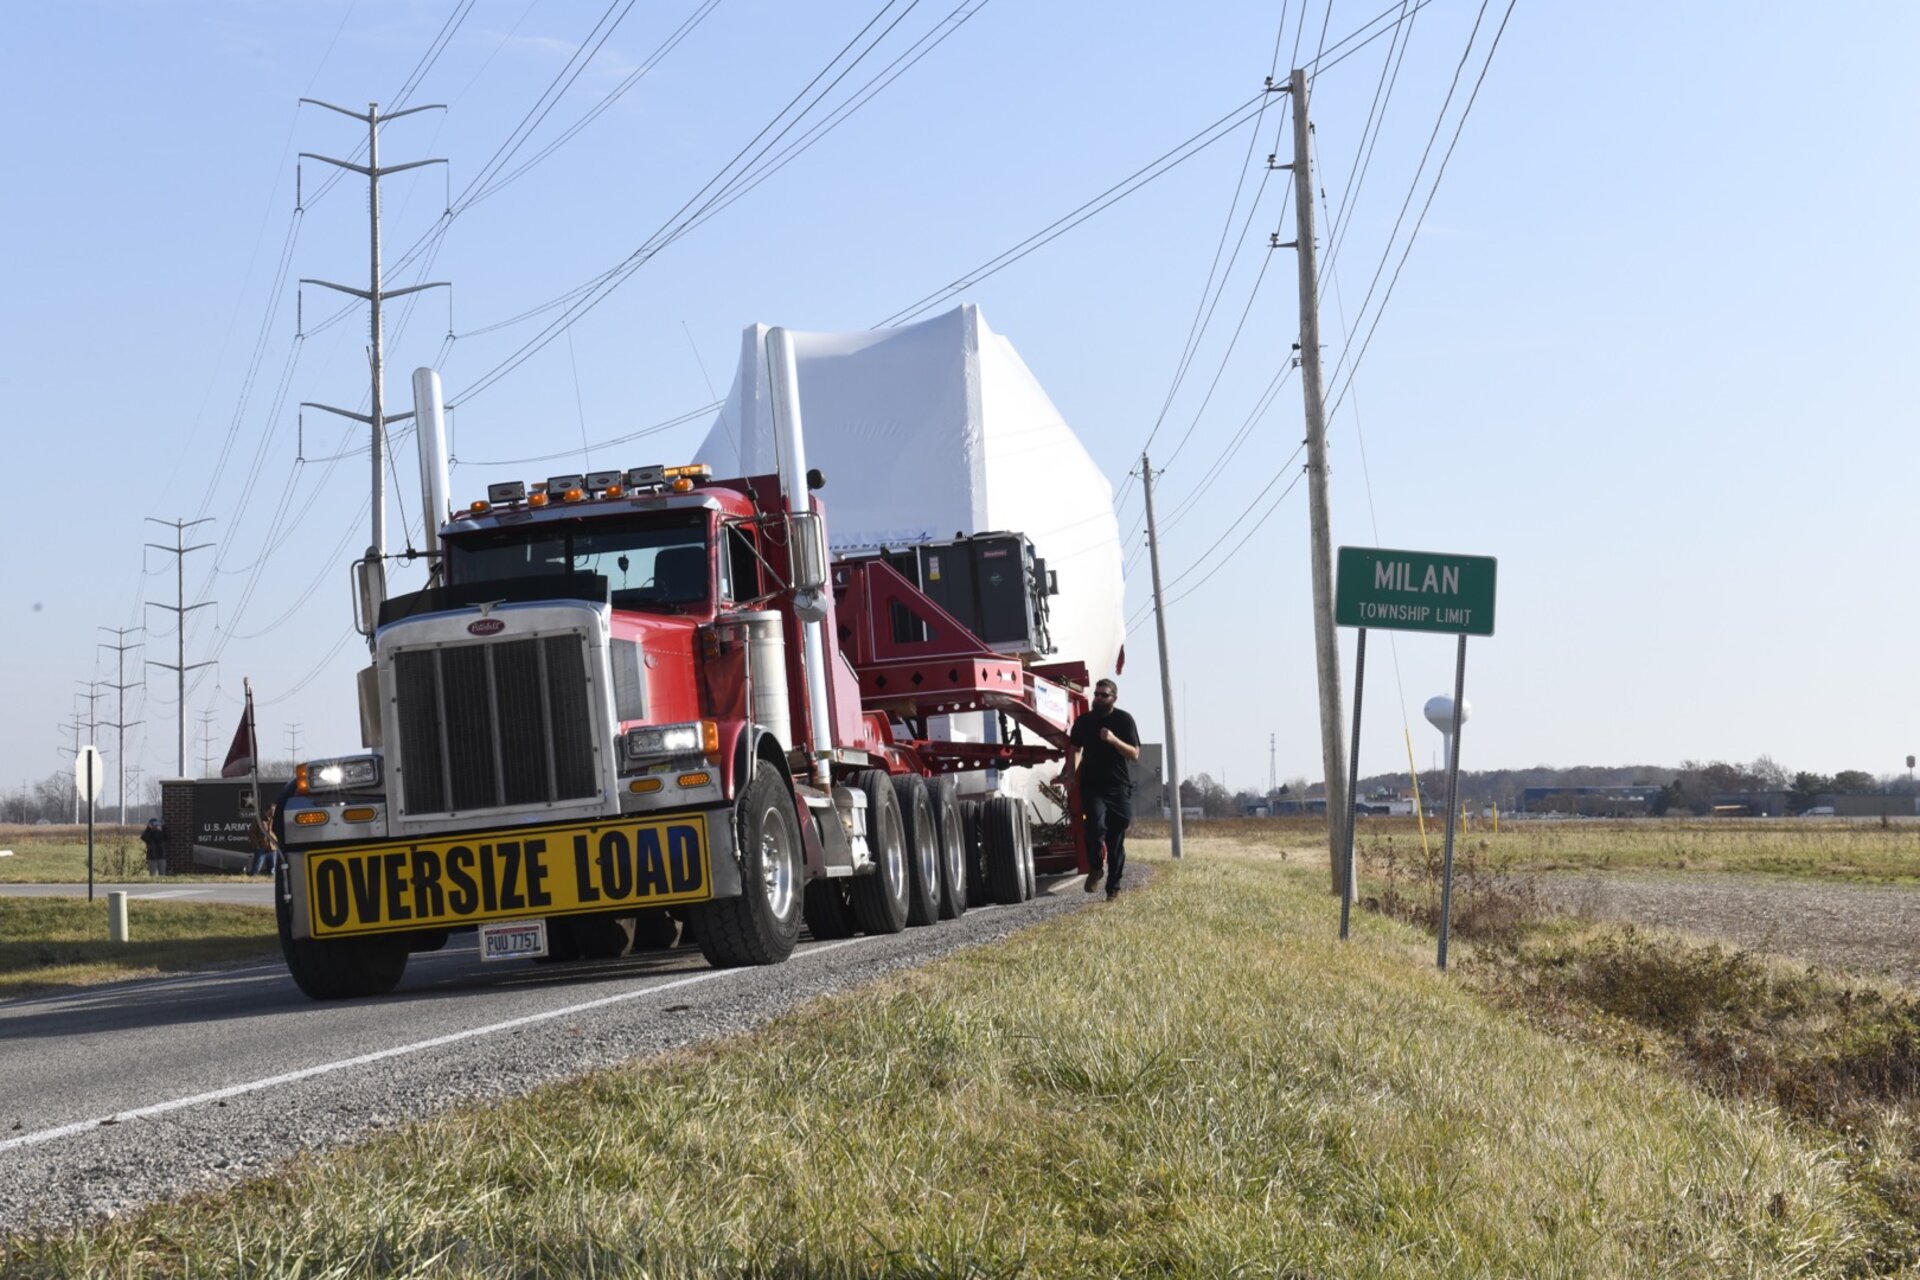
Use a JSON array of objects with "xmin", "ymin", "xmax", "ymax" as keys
[
  {"xmin": 1467, "ymin": 926, "xmax": 1920, "ymax": 1270},
  {"xmin": 1, "ymin": 839, "xmax": 1897, "ymax": 1277},
  {"xmin": 0, "ymin": 825, "xmax": 245, "ymax": 884},
  {"xmin": 0, "ymin": 897, "xmax": 278, "ymax": 998},
  {"xmin": 1131, "ymin": 815, "xmax": 1920, "ymax": 884}
]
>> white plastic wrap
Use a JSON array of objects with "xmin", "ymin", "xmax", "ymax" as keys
[{"xmin": 698, "ymin": 305, "xmax": 1124, "ymax": 682}]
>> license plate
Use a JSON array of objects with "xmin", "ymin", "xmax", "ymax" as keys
[
  {"xmin": 479, "ymin": 919, "xmax": 548, "ymax": 962},
  {"xmin": 303, "ymin": 812, "xmax": 712, "ymax": 938}
]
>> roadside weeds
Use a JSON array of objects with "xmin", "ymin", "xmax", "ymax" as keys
[{"xmin": 1, "ymin": 843, "xmax": 1890, "ymax": 1278}]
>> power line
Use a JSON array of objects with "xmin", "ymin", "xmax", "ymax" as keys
[
  {"xmin": 1324, "ymin": 0, "xmax": 1519, "ymax": 427},
  {"xmin": 877, "ymin": 91, "xmax": 1268, "ymax": 328},
  {"xmin": 450, "ymin": 0, "xmax": 953, "ymax": 408}
]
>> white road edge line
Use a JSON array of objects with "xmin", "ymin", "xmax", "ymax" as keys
[{"xmin": 0, "ymin": 917, "xmax": 972, "ymax": 1156}]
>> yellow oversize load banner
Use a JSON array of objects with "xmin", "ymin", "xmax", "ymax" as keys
[{"xmin": 304, "ymin": 813, "xmax": 712, "ymax": 937}]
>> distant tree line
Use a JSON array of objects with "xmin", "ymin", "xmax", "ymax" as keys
[
  {"xmin": 1170, "ymin": 756, "xmax": 1915, "ymax": 819},
  {"xmin": 0, "ymin": 760, "xmax": 300, "ymax": 826}
]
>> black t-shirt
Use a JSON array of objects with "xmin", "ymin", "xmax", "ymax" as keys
[{"xmin": 1070, "ymin": 707, "xmax": 1139, "ymax": 797}]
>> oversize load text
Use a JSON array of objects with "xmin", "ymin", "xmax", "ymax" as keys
[{"xmin": 306, "ymin": 817, "xmax": 710, "ymax": 936}]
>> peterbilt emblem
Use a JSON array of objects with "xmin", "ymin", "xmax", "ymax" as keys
[{"xmin": 468, "ymin": 618, "xmax": 506, "ymax": 636}]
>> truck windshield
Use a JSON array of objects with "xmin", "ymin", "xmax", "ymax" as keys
[{"xmin": 449, "ymin": 514, "xmax": 710, "ymax": 609}]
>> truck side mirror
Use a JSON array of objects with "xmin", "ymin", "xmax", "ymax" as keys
[
  {"xmin": 351, "ymin": 553, "xmax": 387, "ymax": 638},
  {"xmin": 786, "ymin": 511, "xmax": 828, "ymax": 594}
]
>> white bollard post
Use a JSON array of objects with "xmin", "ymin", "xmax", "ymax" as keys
[{"xmin": 108, "ymin": 891, "xmax": 129, "ymax": 944}]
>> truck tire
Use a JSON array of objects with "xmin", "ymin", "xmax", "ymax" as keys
[
  {"xmin": 934, "ymin": 780, "xmax": 968, "ymax": 920},
  {"xmin": 275, "ymin": 863, "xmax": 408, "ymax": 1000},
  {"xmin": 848, "ymin": 770, "xmax": 910, "ymax": 935},
  {"xmin": 982, "ymin": 796, "xmax": 1025, "ymax": 906},
  {"xmin": 695, "ymin": 765, "xmax": 805, "ymax": 967},
  {"xmin": 893, "ymin": 775, "xmax": 941, "ymax": 927},
  {"xmin": 802, "ymin": 878, "xmax": 855, "ymax": 939},
  {"xmin": 960, "ymin": 799, "xmax": 990, "ymax": 908}
]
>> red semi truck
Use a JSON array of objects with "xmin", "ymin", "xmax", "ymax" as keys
[{"xmin": 277, "ymin": 331, "xmax": 1092, "ymax": 999}]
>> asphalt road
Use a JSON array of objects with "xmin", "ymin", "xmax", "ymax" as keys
[
  {"xmin": 0, "ymin": 882, "xmax": 273, "ymax": 907},
  {"xmin": 0, "ymin": 874, "xmax": 1096, "ymax": 1230}
]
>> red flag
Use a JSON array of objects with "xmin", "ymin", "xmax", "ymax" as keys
[{"xmin": 220, "ymin": 702, "xmax": 254, "ymax": 778}]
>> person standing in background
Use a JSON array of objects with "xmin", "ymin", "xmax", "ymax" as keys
[
  {"xmin": 140, "ymin": 818, "xmax": 167, "ymax": 877},
  {"xmin": 247, "ymin": 803, "xmax": 280, "ymax": 876}
]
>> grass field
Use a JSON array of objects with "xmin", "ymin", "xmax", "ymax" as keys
[
  {"xmin": 0, "ymin": 898, "xmax": 278, "ymax": 998},
  {"xmin": 1133, "ymin": 814, "xmax": 1920, "ymax": 883},
  {"xmin": 0, "ymin": 824, "xmax": 157, "ymax": 883},
  {"xmin": 0, "ymin": 825, "xmax": 253, "ymax": 884},
  {"xmin": 3, "ymin": 840, "xmax": 1902, "ymax": 1278}
]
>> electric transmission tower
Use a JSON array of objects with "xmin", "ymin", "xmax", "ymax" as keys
[
  {"xmin": 144, "ymin": 517, "xmax": 216, "ymax": 777},
  {"xmin": 196, "ymin": 709, "xmax": 221, "ymax": 779},
  {"xmin": 297, "ymin": 99, "xmax": 448, "ymax": 606},
  {"xmin": 99, "ymin": 626, "xmax": 145, "ymax": 825}
]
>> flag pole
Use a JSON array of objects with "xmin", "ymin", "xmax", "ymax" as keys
[{"xmin": 245, "ymin": 677, "xmax": 261, "ymax": 822}]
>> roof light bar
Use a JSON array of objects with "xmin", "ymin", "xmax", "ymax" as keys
[{"xmin": 488, "ymin": 480, "xmax": 527, "ymax": 504}]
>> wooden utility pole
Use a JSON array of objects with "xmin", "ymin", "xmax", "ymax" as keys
[
  {"xmin": 1286, "ymin": 68, "xmax": 1350, "ymax": 893},
  {"xmin": 1140, "ymin": 454, "xmax": 1184, "ymax": 859}
]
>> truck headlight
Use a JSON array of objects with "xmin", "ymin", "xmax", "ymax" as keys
[
  {"xmin": 298, "ymin": 755, "xmax": 383, "ymax": 793},
  {"xmin": 624, "ymin": 720, "xmax": 718, "ymax": 761}
]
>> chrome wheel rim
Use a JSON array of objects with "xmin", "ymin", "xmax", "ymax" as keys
[
  {"xmin": 883, "ymin": 805, "xmax": 906, "ymax": 901},
  {"xmin": 759, "ymin": 804, "xmax": 795, "ymax": 919},
  {"xmin": 941, "ymin": 806, "xmax": 964, "ymax": 897},
  {"xmin": 915, "ymin": 803, "xmax": 937, "ymax": 893}
]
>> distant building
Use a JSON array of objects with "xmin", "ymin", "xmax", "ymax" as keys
[
  {"xmin": 1517, "ymin": 784, "xmax": 1661, "ymax": 816},
  {"xmin": 1708, "ymin": 791, "xmax": 1791, "ymax": 817},
  {"xmin": 1825, "ymin": 793, "xmax": 1919, "ymax": 819}
]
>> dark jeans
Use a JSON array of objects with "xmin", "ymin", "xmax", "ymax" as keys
[{"xmin": 1085, "ymin": 791, "xmax": 1132, "ymax": 891}]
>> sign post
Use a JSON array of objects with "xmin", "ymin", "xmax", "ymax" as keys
[
  {"xmin": 76, "ymin": 745, "xmax": 105, "ymax": 902},
  {"xmin": 1333, "ymin": 547, "xmax": 1496, "ymax": 967}
]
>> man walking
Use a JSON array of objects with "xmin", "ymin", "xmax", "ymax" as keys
[{"xmin": 1069, "ymin": 677, "xmax": 1141, "ymax": 899}]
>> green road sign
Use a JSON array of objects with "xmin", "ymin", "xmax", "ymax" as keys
[{"xmin": 1336, "ymin": 546, "xmax": 1496, "ymax": 636}]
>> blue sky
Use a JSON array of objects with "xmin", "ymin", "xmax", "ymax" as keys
[{"xmin": 3, "ymin": 0, "xmax": 1915, "ymax": 805}]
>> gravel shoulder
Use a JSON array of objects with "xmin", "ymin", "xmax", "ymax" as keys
[
  {"xmin": 0, "ymin": 873, "xmax": 1118, "ymax": 1233},
  {"xmin": 1533, "ymin": 873, "xmax": 1920, "ymax": 988}
]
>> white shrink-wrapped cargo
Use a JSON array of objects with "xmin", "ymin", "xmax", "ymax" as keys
[{"xmin": 697, "ymin": 304, "xmax": 1124, "ymax": 682}]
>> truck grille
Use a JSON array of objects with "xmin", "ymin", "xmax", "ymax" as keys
[{"xmin": 393, "ymin": 636, "xmax": 598, "ymax": 815}]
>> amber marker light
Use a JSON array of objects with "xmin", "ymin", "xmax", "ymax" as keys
[
  {"xmin": 295, "ymin": 763, "xmax": 309, "ymax": 793},
  {"xmin": 603, "ymin": 483, "xmax": 625, "ymax": 498},
  {"xmin": 469, "ymin": 500, "xmax": 490, "ymax": 515},
  {"xmin": 529, "ymin": 491, "xmax": 550, "ymax": 507},
  {"xmin": 630, "ymin": 778, "xmax": 664, "ymax": 794},
  {"xmin": 671, "ymin": 476, "xmax": 693, "ymax": 492},
  {"xmin": 341, "ymin": 807, "xmax": 377, "ymax": 822},
  {"xmin": 677, "ymin": 771, "xmax": 713, "ymax": 788},
  {"xmin": 294, "ymin": 811, "xmax": 329, "ymax": 826},
  {"xmin": 562, "ymin": 487, "xmax": 585, "ymax": 502}
]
